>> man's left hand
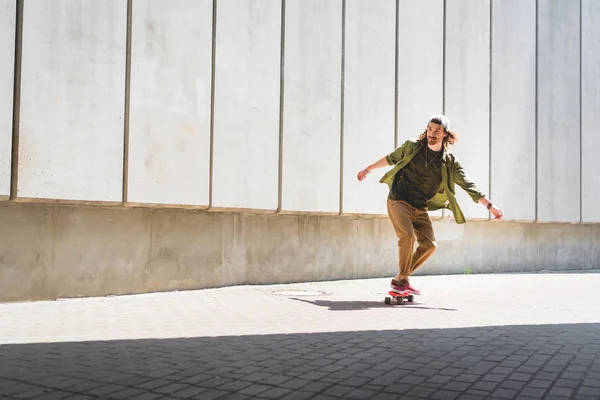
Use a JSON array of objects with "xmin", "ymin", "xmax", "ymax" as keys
[{"xmin": 490, "ymin": 206, "xmax": 504, "ymax": 220}]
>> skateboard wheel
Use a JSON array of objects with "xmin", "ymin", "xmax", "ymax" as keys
[
  {"xmin": 408, "ymin": 295, "xmax": 414, "ymax": 302},
  {"xmin": 384, "ymin": 297, "xmax": 391, "ymax": 304}
]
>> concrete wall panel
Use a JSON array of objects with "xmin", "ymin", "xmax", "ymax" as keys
[
  {"xmin": 128, "ymin": 0, "xmax": 212, "ymax": 206},
  {"xmin": 582, "ymin": 0, "xmax": 600, "ymax": 223},
  {"xmin": 490, "ymin": 0, "xmax": 536, "ymax": 221},
  {"xmin": 212, "ymin": 0, "xmax": 281, "ymax": 210},
  {"xmin": 18, "ymin": 0, "xmax": 126, "ymax": 201},
  {"xmin": 445, "ymin": 0, "xmax": 490, "ymax": 220},
  {"xmin": 397, "ymin": 0, "xmax": 444, "ymax": 140},
  {"xmin": 281, "ymin": 0, "xmax": 342, "ymax": 213},
  {"xmin": 342, "ymin": 0, "xmax": 395, "ymax": 215},
  {"xmin": 0, "ymin": 1, "xmax": 15, "ymax": 198},
  {"xmin": 398, "ymin": 0, "xmax": 444, "ymax": 218},
  {"xmin": 537, "ymin": 0, "xmax": 580, "ymax": 222}
]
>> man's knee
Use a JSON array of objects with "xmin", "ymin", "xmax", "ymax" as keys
[{"xmin": 422, "ymin": 240, "xmax": 437, "ymax": 253}]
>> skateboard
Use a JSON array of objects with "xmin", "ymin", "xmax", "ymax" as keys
[{"xmin": 384, "ymin": 290, "xmax": 414, "ymax": 305}]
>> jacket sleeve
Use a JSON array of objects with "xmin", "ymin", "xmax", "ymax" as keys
[
  {"xmin": 385, "ymin": 140, "xmax": 410, "ymax": 165},
  {"xmin": 452, "ymin": 157, "xmax": 486, "ymax": 203}
]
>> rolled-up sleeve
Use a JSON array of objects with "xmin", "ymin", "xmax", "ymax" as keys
[
  {"xmin": 452, "ymin": 158, "xmax": 485, "ymax": 203},
  {"xmin": 385, "ymin": 141, "xmax": 409, "ymax": 165}
]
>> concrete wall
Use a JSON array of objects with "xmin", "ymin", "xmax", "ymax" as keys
[
  {"xmin": 342, "ymin": 0, "xmax": 395, "ymax": 215},
  {"xmin": 128, "ymin": 0, "xmax": 212, "ymax": 207},
  {"xmin": 445, "ymin": 0, "xmax": 491, "ymax": 220},
  {"xmin": 1, "ymin": 0, "xmax": 600, "ymax": 301},
  {"xmin": 2, "ymin": 201, "xmax": 599, "ymax": 302},
  {"xmin": 537, "ymin": 0, "xmax": 581, "ymax": 223},
  {"xmin": 582, "ymin": 0, "xmax": 600, "ymax": 223},
  {"xmin": 490, "ymin": 0, "xmax": 536, "ymax": 222},
  {"xmin": 212, "ymin": 0, "xmax": 281, "ymax": 211},
  {"xmin": 18, "ymin": 0, "xmax": 126, "ymax": 202},
  {"xmin": 0, "ymin": 0, "xmax": 15, "ymax": 199}
]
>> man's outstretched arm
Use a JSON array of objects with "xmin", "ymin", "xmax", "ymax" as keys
[
  {"xmin": 356, "ymin": 157, "xmax": 390, "ymax": 181},
  {"xmin": 453, "ymin": 160, "xmax": 504, "ymax": 220}
]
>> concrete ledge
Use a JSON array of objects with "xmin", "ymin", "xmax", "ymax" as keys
[{"xmin": 1, "ymin": 202, "xmax": 598, "ymax": 302}]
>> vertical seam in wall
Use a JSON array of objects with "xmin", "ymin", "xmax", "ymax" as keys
[
  {"xmin": 579, "ymin": 0, "xmax": 583, "ymax": 224},
  {"xmin": 121, "ymin": 0, "xmax": 132, "ymax": 204},
  {"xmin": 208, "ymin": 0, "xmax": 217, "ymax": 209},
  {"xmin": 441, "ymin": 0, "xmax": 446, "ymax": 218},
  {"xmin": 276, "ymin": 0, "xmax": 286, "ymax": 213},
  {"xmin": 9, "ymin": 0, "xmax": 23, "ymax": 201},
  {"xmin": 339, "ymin": 0, "xmax": 345, "ymax": 216},
  {"xmin": 534, "ymin": 0, "xmax": 539, "ymax": 223},
  {"xmin": 488, "ymin": 0, "xmax": 492, "ymax": 220},
  {"xmin": 442, "ymin": 0, "xmax": 446, "ymax": 116},
  {"xmin": 394, "ymin": 0, "xmax": 399, "ymax": 148}
]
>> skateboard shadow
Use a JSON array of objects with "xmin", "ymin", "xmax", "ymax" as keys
[{"xmin": 290, "ymin": 298, "xmax": 458, "ymax": 312}]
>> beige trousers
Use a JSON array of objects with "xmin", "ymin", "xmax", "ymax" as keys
[{"xmin": 386, "ymin": 199, "xmax": 437, "ymax": 279}]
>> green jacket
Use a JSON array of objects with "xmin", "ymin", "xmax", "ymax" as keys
[{"xmin": 379, "ymin": 139, "xmax": 485, "ymax": 224}]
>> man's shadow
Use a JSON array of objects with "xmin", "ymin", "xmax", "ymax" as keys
[{"xmin": 290, "ymin": 297, "xmax": 458, "ymax": 312}]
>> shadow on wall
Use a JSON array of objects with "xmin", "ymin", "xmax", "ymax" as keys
[{"xmin": 1, "ymin": 323, "xmax": 600, "ymax": 399}]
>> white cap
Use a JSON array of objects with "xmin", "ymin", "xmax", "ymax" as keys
[{"xmin": 430, "ymin": 115, "xmax": 450, "ymax": 130}]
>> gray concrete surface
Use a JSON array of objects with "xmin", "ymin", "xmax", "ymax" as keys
[
  {"xmin": 2, "ymin": 202, "xmax": 600, "ymax": 302},
  {"xmin": 18, "ymin": 0, "xmax": 126, "ymax": 202},
  {"xmin": 0, "ymin": 0, "xmax": 15, "ymax": 197},
  {"xmin": 1, "ymin": 273, "xmax": 599, "ymax": 399},
  {"xmin": 128, "ymin": 0, "xmax": 212, "ymax": 206},
  {"xmin": 444, "ymin": 0, "xmax": 491, "ymax": 221},
  {"xmin": 343, "ymin": 0, "xmax": 395, "ymax": 216},
  {"xmin": 281, "ymin": 0, "xmax": 342, "ymax": 213},
  {"xmin": 582, "ymin": 0, "xmax": 600, "ymax": 223},
  {"xmin": 537, "ymin": 0, "xmax": 581, "ymax": 223},
  {"xmin": 212, "ymin": 0, "xmax": 281, "ymax": 211},
  {"xmin": 490, "ymin": 0, "xmax": 536, "ymax": 222}
]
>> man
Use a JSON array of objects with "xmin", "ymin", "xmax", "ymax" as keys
[{"xmin": 357, "ymin": 115, "xmax": 503, "ymax": 295}]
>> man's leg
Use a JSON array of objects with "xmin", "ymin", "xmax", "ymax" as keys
[
  {"xmin": 409, "ymin": 208, "xmax": 437, "ymax": 276},
  {"xmin": 386, "ymin": 199, "xmax": 415, "ymax": 287}
]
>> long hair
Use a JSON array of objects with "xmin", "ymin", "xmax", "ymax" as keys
[{"xmin": 417, "ymin": 129, "xmax": 459, "ymax": 150}]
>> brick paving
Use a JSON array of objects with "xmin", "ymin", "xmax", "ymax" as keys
[{"xmin": 1, "ymin": 272, "xmax": 599, "ymax": 399}]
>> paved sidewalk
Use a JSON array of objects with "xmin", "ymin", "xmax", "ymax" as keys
[{"xmin": 1, "ymin": 273, "xmax": 600, "ymax": 399}]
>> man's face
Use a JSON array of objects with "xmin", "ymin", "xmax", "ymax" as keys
[{"xmin": 426, "ymin": 122, "xmax": 446, "ymax": 145}]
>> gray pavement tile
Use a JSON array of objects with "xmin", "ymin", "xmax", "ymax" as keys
[
  {"xmin": 578, "ymin": 386, "xmax": 600, "ymax": 397},
  {"xmin": 278, "ymin": 378, "xmax": 312, "ymax": 390},
  {"xmin": 581, "ymin": 378, "xmax": 600, "ymax": 388},
  {"xmin": 430, "ymin": 390, "xmax": 461, "ymax": 400},
  {"xmin": 299, "ymin": 381, "xmax": 335, "ymax": 393},
  {"xmin": 320, "ymin": 385, "xmax": 354, "ymax": 398},
  {"xmin": 369, "ymin": 393, "xmax": 404, "ymax": 400},
  {"xmin": 547, "ymin": 386, "xmax": 575, "ymax": 397},
  {"xmin": 455, "ymin": 374, "xmax": 481, "ymax": 383},
  {"xmin": 491, "ymin": 388, "xmax": 519, "ymax": 399},
  {"xmin": 406, "ymin": 385, "xmax": 437, "ymax": 398},
  {"xmin": 280, "ymin": 391, "xmax": 317, "ymax": 400},
  {"xmin": 442, "ymin": 381, "xmax": 472, "ymax": 392},
  {"xmin": 259, "ymin": 387, "xmax": 293, "ymax": 399},
  {"xmin": 237, "ymin": 383, "xmax": 271, "ymax": 396},
  {"xmin": 188, "ymin": 389, "xmax": 231, "ymax": 400},
  {"xmin": 345, "ymin": 388, "xmax": 378, "ymax": 399},
  {"xmin": 382, "ymin": 383, "xmax": 414, "ymax": 394},
  {"xmin": 153, "ymin": 382, "xmax": 191, "ymax": 395},
  {"xmin": 499, "ymin": 380, "xmax": 527, "ymax": 392},
  {"xmin": 520, "ymin": 386, "xmax": 549, "ymax": 398}
]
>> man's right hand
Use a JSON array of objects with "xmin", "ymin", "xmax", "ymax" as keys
[{"xmin": 357, "ymin": 169, "xmax": 369, "ymax": 181}]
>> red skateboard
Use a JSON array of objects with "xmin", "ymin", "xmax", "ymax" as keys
[{"xmin": 385, "ymin": 290, "xmax": 414, "ymax": 305}]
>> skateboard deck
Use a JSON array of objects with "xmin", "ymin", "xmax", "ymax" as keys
[{"xmin": 385, "ymin": 290, "xmax": 415, "ymax": 305}]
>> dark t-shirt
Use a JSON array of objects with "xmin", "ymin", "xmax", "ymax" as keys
[{"xmin": 389, "ymin": 144, "xmax": 443, "ymax": 209}]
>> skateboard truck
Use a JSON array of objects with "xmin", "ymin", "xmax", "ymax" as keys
[{"xmin": 385, "ymin": 290, "xmax": 414, "ymax": 305}]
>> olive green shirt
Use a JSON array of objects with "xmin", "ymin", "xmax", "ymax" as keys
[{"xmin": 380, "ymin": 139, "xmax": 485, "ymax": 224}]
